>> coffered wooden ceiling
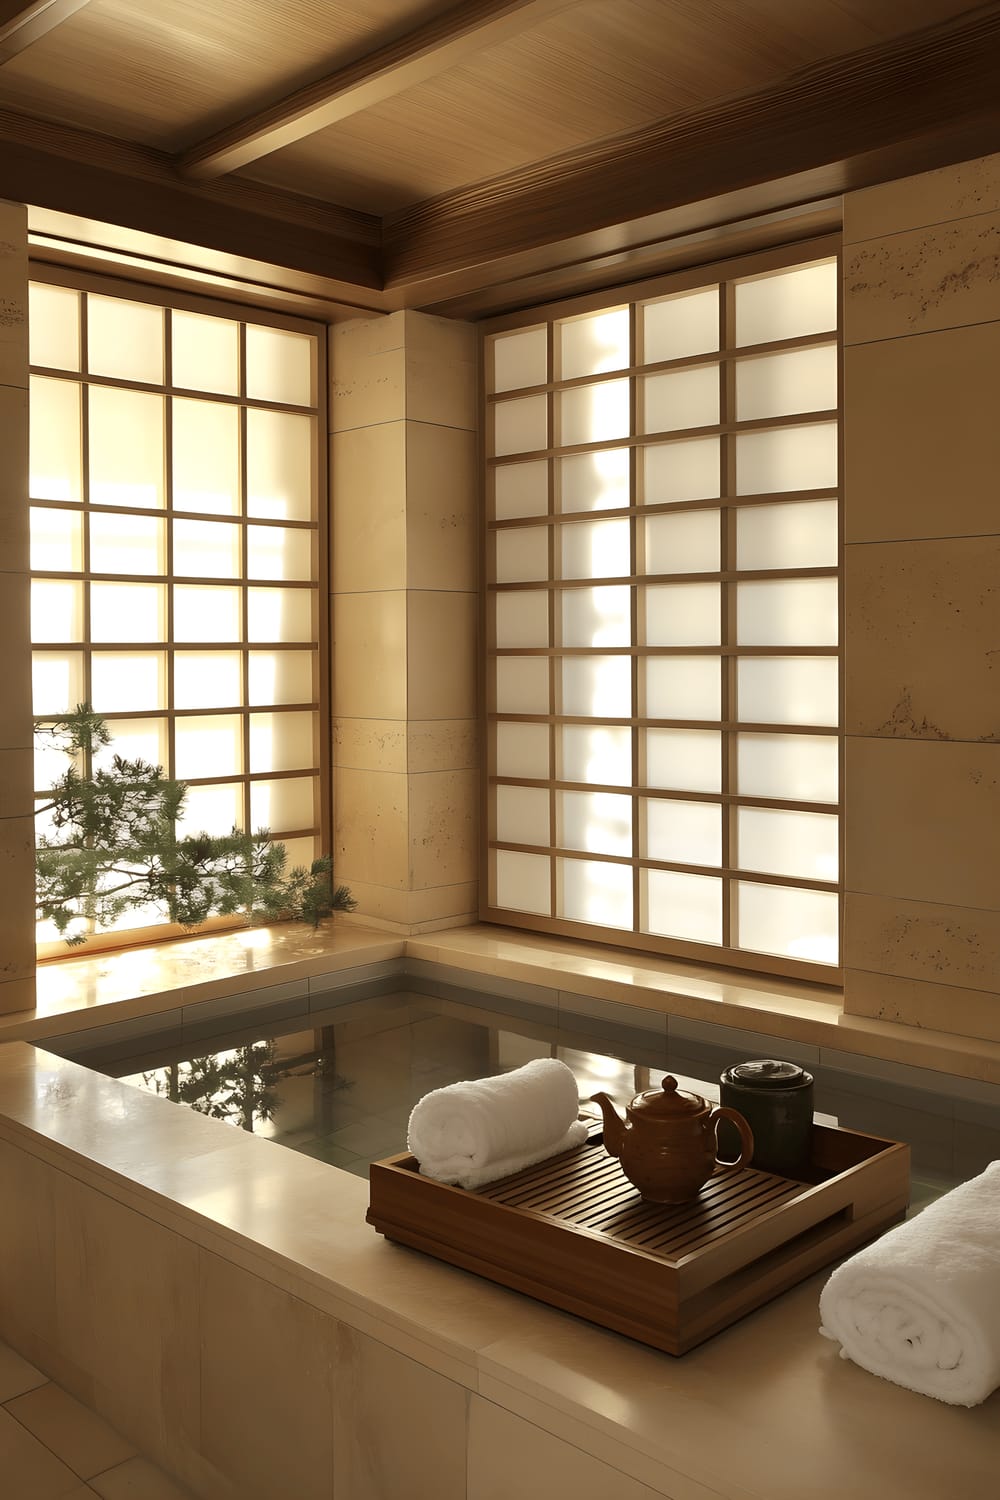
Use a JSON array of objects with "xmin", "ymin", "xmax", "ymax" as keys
[{"xmin": 2, "ymin": 0, "xmax": 1000, "ymax": 317}]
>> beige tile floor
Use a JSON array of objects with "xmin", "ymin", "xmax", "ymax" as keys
[{"xmin": 0, "ymin": 1340, "xmax": 193, "ymax": 1500}]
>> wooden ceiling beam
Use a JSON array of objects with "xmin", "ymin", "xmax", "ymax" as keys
[
  {"xmin": 176, "ymin": 0, "xmax": 581, "ymax": 182},
  {"xmin": 0, "ymin": 0, "xmax": 90, "ymax": 64}
]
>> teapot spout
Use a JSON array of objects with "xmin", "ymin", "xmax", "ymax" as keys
[{"xmin": 591, "ymin": 1091, "xmax": 626, "ymax": 1158}]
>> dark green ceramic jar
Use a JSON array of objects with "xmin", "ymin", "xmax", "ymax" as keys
[{"xmin": 719, "ymin": 1059, "xmax": 814, "ymax": 1179}]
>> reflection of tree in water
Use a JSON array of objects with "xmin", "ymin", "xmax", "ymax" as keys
[{"xmin": 143, "ymin": 1040, "xmax": 280, "ymax": 1133}]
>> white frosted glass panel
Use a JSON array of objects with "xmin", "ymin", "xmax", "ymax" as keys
[
  {"xmin": 29, "ymin": 377, "xmax": 82, "ymax": 502},
  {"xmin": 559, "ymin": 380, "xmax": 630, "ymax": 446},
  {"xmin": 735, "ymin": 260, "xmax": 838, "ymax": 347},
  {"xmin": 246, "ymin": 524, "xmax": 312, "ymax": 581},
  {"xmin": 174, "ymin": 585, "xmax": 241, "ymax": 643},
  {"xmin": 559, "ymin": 858, "xmax": 632, "ymax": 929},
  {"xmin": 29, "ymin": 284, "xmax": 80, "ymax": 370},
  {"xmin": 496, "ymin": 590, "xmax": 548, "ymax": 648},
  {"xmin": 738, "ymin": 807, "xmax": 838, "ymax": 881},
  {"xmin": 90, "ymin": 582, "xmax": 165, "ymax": 642},
  {"xmin": 493, "ymin": 395, "xmax": 547, "ymax": 456},
  {"xmin": 176, "ymin": 782, "xmax": 243, "ymax": 838},
  {"xmin": 559, "ymin": 308, "xmax": 629, "ymax": 378},
  {"xmin": 561, "ymin": 656, "xmax": 631, "ymax": 718},
  {"xmin": 737, "ymin": 656, "xmax": 838, "ymax": 727},
  {"xmin": 173, "ymin": 519, "xmax": 241, "ymax": 579},
  {"xmin": 736, "ymin": 345, "xmax": 837, "ymax": 421},
  {"xmin": 174, "ymin": 652, "xmax": 241, "ymax": 709},
  {"xmin": 644, "ymin": 798, "xmax": 721, "ymax": 867},
  {"xmin": 30, "ymin": 506, "xmax": 82, "ymax": 571},
  {"xmin": 737, "ymin": 578, "xmax": 838, "ymax": 646},
  {"xmin": 90, "ymin": 513, "xmax": 164, "ymax": 575},
  {"xmin": 558, "ymin": 790, "xmax": 631, "ymax": 856},
  {"xmin": 31, "ymin": 580, "xmax": 82, "ymax": 642},
  {"xmin": 561, "ymin": 517, "xmax": 630, "ymax": 579},
  {"xmin": 248, "ymin": 587, "xmax": 314, "ymax": 642},
  {"xmin": 645, "ymin": 583, "xmax": 720, "ymax": 646},
  {"xmin": 561, "ymin": 586, "xmax": 630, "ymax": 648},
  {"xmin": 497, "ymin": 784, "xmax": 550, "ymax": 846},
  {"xmin": 92, "ymin": 718, "xmax": 167, "ymax": 774},
  {"xmin": 247, "ymin": 409, "xmax": 313, "ymax": 520},
  {"xmin": 278, "ymin": 835, "xmax": 319, "ymax": 873},
  {"xmin": 496, "ymin": 722, "xmax": 549, "ymax": 780},
  {"xmin": 496, "ymin": 657, "xmax": 549, "ymax": 714},
  {"xmin": 496, "ymin": 525, "xmax": 548, "ymax": 583},
  {"xmin": 249, "ymin": 711, "xmax": 315, "ymax": 773},
  {"xmin": 561, "ymin": 724, "xmax": 631, "ymax": 786},
  {"xmin": 88, "ymin": 295, "xmax": 163, "ymax": 384},
  {"xmin": 736, "ymin": 422, "xmax": 837, "ymax": 495},
  {"xmin": 494, "ymin": 460, "xmax": 548, "ymax": 519},
  {"xmin": 251, "ymin": 776, "xmax": 316, "ymax": 832},
  {"xmin": 644, "ymin": 868, "xmax": 722, "ymax": 945},
  {"xmin": 557, "ymin": 449, "xmax": 630, "ymax": 512},
  {"xmin": 643, "ymin": 366, "xmax": 719, "ymax": 434},
  {"xmin": 645, "ymin": 728, "xmax": 721, "ymax": 793},
  {"xmin": 32, "ymin": 651, "xmax": 84, "ymax": 715},
  {"xmin": 91, "ymin": 652, "xmax": 165, "ymax": 713},
  {"xmin": 737, "ymin": 500, "xmax": 838, "ymax": 571},
  {"xmin": 34, "ymin": 732, "xmax": 78, "ymax": 790},
  {"xmin": 171, "ymin": 310, "xmax": 238, "ymax": 396},
  {"xmin": 738, "ymin": 880, "xmax": 838, "ymax": 965},
  {"xmin": 643, "ymin": 288, "xmax": 718, "ymax": 362},
  {"xmin": 249, "ymin": 650, "xmax": 314, "ymax": 705},
  {"xmin": 175, "ymin": 714, "xmax": 243, "ymax": 779},
  {"xmin": 495, "ymin": 850, "xmax": 551, "ymax": 915},
  {"xmin": 645, "ymin": 656, "xmax": 721, "ymax": 721},
  {"xmin": 89, "ymin": 387, "xmax": 164, "ymax": 508},
  {"xmin": 737, "ymin": 733, "xmax": 838, "ymax": 803},
  {"xmin": 644, "ymin": 510, "xmax": 719, "ymax": 575},
  {"xmin": 643, "ymin": 438, "xmax": 719, "ymax": 504},
  {"xmin": 492, "ymin": 327, "xmax": 547, "ymax": 393},
  {"xmin": 246, "ymin": 325, "xmax": 313, "ymax": 406},
  {"xmin": 172, "ymin": 398, "xmax": 240, "ymax": 515}
]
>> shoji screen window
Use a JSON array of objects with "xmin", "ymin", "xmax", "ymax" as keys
[
  {"xmin": 485, "ymin": 243, "xmax": 841, "ymax": 981},
  {"xmin": 28, "ymin": 275, "xmax": 325, "ymax": 949}
]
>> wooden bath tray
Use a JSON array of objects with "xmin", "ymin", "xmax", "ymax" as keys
[{"xmin": 367, "ymin": 1124, "xmax": 910, "ymax": 1355}]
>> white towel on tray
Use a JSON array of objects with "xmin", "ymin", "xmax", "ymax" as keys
[
  {"xmin": 407, "ymin": 1057, "xmax": 588, "ymax": 1190},
  {"xmin": 818, "ymin": 1160, "xmax": 1000, "ymax": 1407}
]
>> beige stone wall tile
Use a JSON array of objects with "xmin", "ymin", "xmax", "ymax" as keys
[
  {"xmin": 408, "ymin": 768, "xmax": 478, "ymax": 889},
  {"xmin": 844, "ymin": 967, "xmax": 1000, "ymax": 1043},
  {"xmin": 844, "ymin": 152, "xmax": 1000, "ymax": 245},
  {"xmin": 844, "ymin": 210, "xmax": 1000, "ymax": 344},
  {"xmin": 0, "ymin": 975, "xmax": 34, "ymax": 1014},
  {"xmin": 844, "ymin": 324, "xmax": 1000, "ymax": 542},
  {"xmin": 331, "ymin": 421, "xmax": 406, "ymax": 592},
  {"xmin": 406, "ymin": 350, "xmax": 477, "ymax": 431},
  {"xmin": 0, "ymin": 815, "xmax": 35, "ymax": 982},
  {"xmin": 845, "ymin": 891, "xmax": 1000, "ymax": 994},
  {"xmin": 0, "ymin": 202, "xmax": 28, "ymax": 391},
  {"xmin": 332, "ymin": 717, "xmax": 406, "ymax": 774},
  {"xmin": 0, "ymin": 747, "xmax": 32, "ymax": 818},
  {"xmin": 333, "ymin": 880, "xmax": 413, "ymax": 927},
  {"xmin": 403, "ymin": 310, "xmax": 477, "ymax": 365},
  {"xmin": 334, "ymin": 765, "xmax": 409, "ymax": 891},
  {"xmin": 0, "ymin": 569, "xmax": 31, "ymax": 748},
  {"xmin": 0, "ymin": 1139, "xmax": 57, "ymax": 1347},
  {"xmin": 199, "ymin": 1250, "xmax": 336, "ymax": 1500},
  {"xmin": 845, "ymin": 737, "xmax": 1000, "ymax": 909},
  {"xmin": 332, "ymin": 1325, "xmax": 468, "ymax": 1500},
  {"xmin": 330, "ymin": 345, "xmax": 405, "ymax": 432},
  {"xmin": 406, "ymin": 880, "xmax": 478, "ymax": 924},
  {"xmin": 405, "ymin": 422, "xmax": 478, "ymax": 591},
  {"xmin": 407, "ymin": 718, "xmax": 479, "ymax": 772},
  {"xmin": 407, "ymin": 590, "xmax": 477, "ymax": 721},
  {"xmin": 334, "ymin": 879, "xmax": 477, "ymax": 929},
  {"xmin": 331, "ymin": 591, "xmax": 406, "ymax": 720},
  {"xmin": 845, "ymin": 537, "xmax": 1000, "ymax": 742},
  {"xmin": 329, "ymin": 311, "xmax": 405, "ymax": 369},
  {"xmin": 0, "ymin": 383, "xmax": 28, "ymax": 572},
  {"xmin": 468, "ymin": 1396, "xmax": 664, "ymax": 1500}
]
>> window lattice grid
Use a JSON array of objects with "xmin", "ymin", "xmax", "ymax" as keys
[
  {"xmin": 484, "ymin": 247, "xmax": 841, "ymax": 978},
  {"xmin": 28, "ymin": 275, "xmax": 326, "ymax": 947}
]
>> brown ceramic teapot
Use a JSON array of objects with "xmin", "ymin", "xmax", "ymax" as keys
[{"xmin": 592, "ymin": 1076, "xmax": 754, "ymax": 1204}]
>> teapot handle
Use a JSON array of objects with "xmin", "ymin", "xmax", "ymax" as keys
[{"xmin": 710, "ymin": 1106, "xmax": 754, "ymax": 1170}]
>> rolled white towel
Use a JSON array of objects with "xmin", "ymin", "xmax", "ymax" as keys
[
  {"xmin": 819, "ymin": 1161, "xmax": 1000, "ymax": 1406},
  {"xmin": 407, "ymin": 1058, "xmax": 588, "ymax": 1190}
]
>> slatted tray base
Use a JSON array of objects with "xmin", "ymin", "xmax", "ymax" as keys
[{"xmin": 367, "ymin": 1124, "xmax": 910, "ymax": 1355}]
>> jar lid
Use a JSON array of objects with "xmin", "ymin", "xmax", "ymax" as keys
[
  {"xmin": 632, "ymin": 1074, "xmax": 707, "ymax": 1117},
  {"xmin": 721, "ymin": 1059, "xmax": 813, "ymax": 1090}
]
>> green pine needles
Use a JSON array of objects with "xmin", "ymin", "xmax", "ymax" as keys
[{"xmin": 35, "ymin": 706, "xmax": 355, "ymax": 947}]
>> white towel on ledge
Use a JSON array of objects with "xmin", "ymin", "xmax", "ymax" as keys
[
  {"xmin": 407, "ymin": 1058, "xmax": 588, "ymax": 1190},
  {"xmin": 818, "ymin": 1160, "xmax": 1000, "ymax": 1407}
]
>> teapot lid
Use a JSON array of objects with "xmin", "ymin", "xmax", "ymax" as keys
[{"xmin": 631, "ymin": 1075, "xmax": 707, "ymax": 1117}]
